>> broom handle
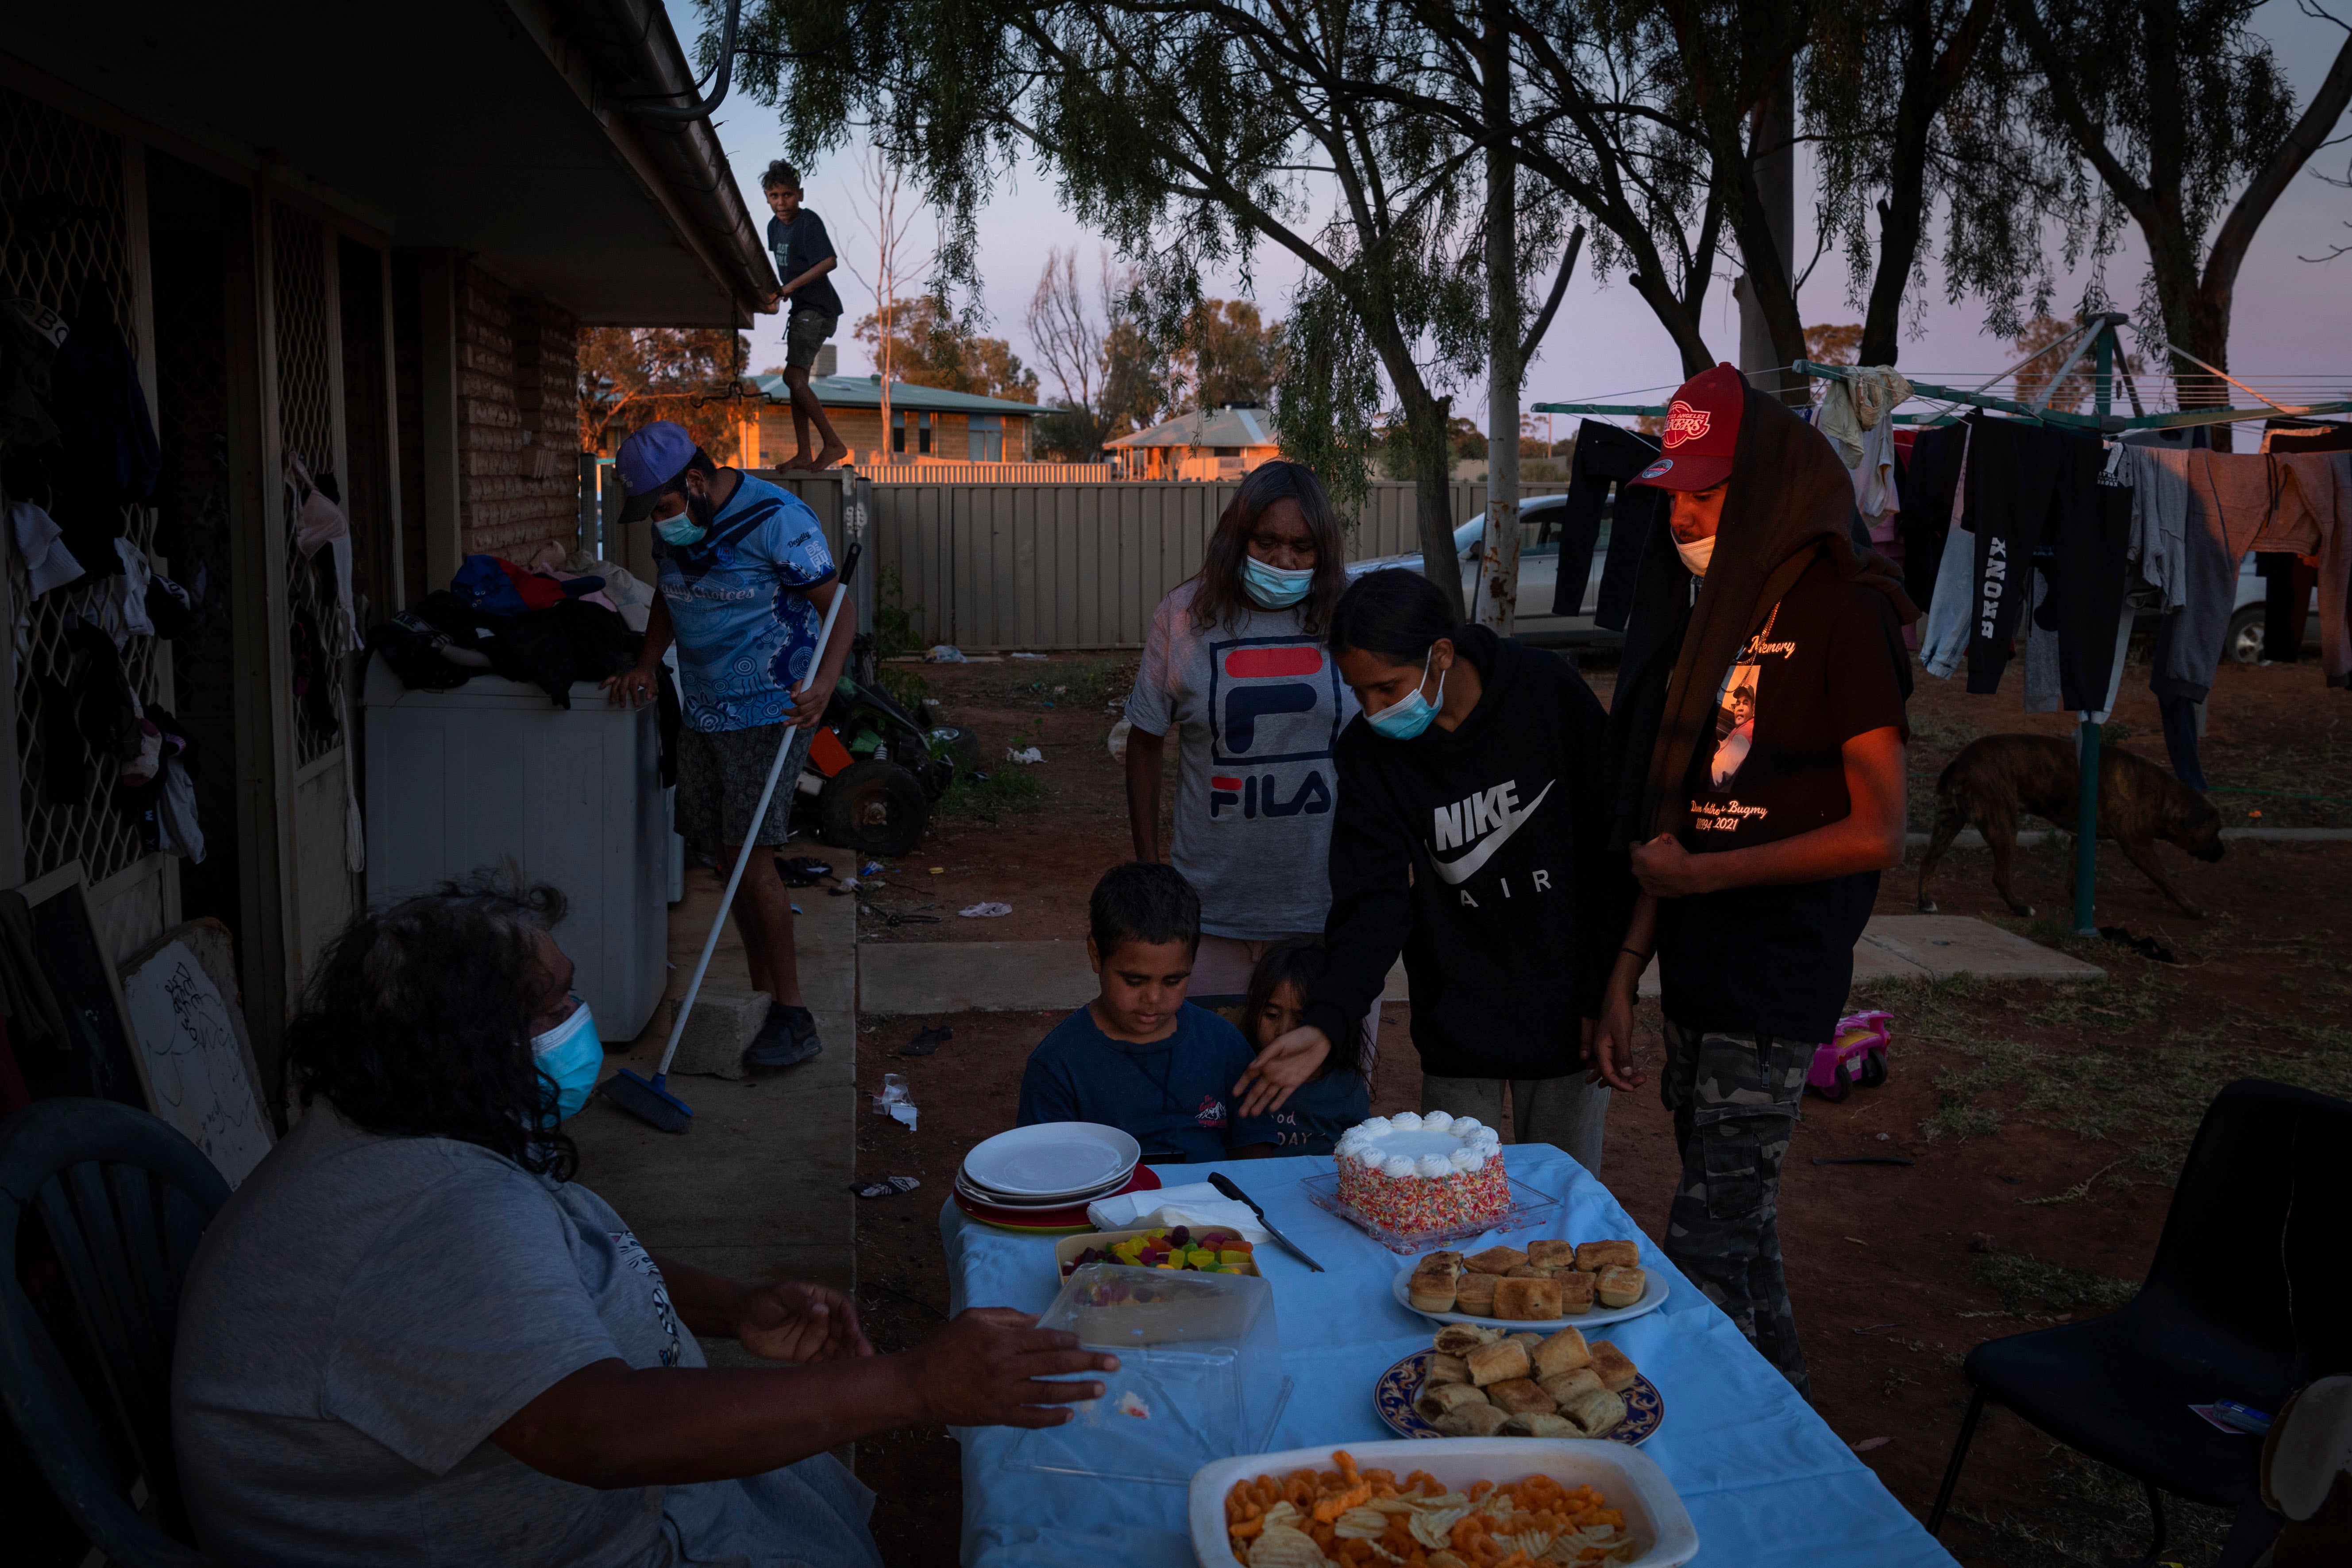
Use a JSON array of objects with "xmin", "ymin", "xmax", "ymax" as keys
[{"xmin": 653, "ymin": 543, "xmax": 861, "ymax": 1079}]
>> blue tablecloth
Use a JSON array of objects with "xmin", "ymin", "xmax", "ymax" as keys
[{"xmin": 941, "ymin": 1145, "xmax": 1958, "ymax": 1568}]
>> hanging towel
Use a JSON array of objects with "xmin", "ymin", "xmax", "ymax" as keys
[{"xmin": 1817, "ymin": 366, "xmax": 1914, "ymax": 469}]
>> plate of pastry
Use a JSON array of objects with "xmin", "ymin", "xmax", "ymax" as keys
[
  {"xmin": 1374, "ymin": 1324, "xmax": 1663, "ymax": 1444},
  {"xmin": 1391, "ymin": 1239, "xmax": 1670, "ymax": 1330}
]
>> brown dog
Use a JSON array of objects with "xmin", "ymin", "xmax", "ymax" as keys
[{"xmin": 1917, "ymin": 734, "xmax": 2225, "ymax": 917}]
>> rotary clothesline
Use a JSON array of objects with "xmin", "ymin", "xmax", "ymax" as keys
[{"xmin": 1533, "ymin": 318, "xmax": 2352, "ymax": 935}]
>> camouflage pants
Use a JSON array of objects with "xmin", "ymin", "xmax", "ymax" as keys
[{"xmin": 1658, "ymin": 1020, "xmax": 1812, "ymax": 1396}]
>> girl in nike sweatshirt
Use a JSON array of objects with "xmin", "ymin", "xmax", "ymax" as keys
[{"xmin": 1233, "ymin": 569, "xmax": 1626, "ymax": 1174}]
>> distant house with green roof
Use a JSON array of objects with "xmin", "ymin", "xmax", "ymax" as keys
[{"xmin": 740, "ymin": 362, "xmax": 1048, "ymax": 468}]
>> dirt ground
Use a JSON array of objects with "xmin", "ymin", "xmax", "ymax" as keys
[{"xmin": 845, "ymin": 642, "xmax": 2352, "ymax": 1568}]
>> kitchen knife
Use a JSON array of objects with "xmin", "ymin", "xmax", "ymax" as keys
[{"xmin": 1208, "ymin": 1172, "xmax": 1324, "ymax": 1272}]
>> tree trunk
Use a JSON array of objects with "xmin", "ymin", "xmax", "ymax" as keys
[
  {"xmin": 1478, "ymin": 0, "xmax": 1520, "ymax": 634},
  {"xmin": 1395, "ymin": 379, "xmax": 1465, "ymax": 619},
  {"xmin": 1736, "ymin": 68, "xmax": 1799, "ymax": 398}
]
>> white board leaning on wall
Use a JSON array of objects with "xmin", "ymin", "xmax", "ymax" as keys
[{"xmin": 120, "ymin": 925, "xmax": 273, "ymax": 1187}]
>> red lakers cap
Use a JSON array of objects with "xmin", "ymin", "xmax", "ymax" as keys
[{"xmin": 1626, "ymin": 362, "xmax": 1744, "ymax": 492}]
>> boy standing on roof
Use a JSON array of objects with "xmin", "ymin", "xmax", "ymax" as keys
[
  {"xmin": 1586, "ymin": 364, "xmax": 1918, "ymax": 1396},
  {"xmin": 762, "ymin": 160, "xmax": 848, "ymax": 473},
  {"xmin": 603, "ymin": 420, "xmax": 856, "ymax": 1072}
]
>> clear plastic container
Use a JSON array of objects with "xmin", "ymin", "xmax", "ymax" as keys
[{"xmin": 1004, "ymin": 1263, "xmax": 1292, "ymax": 1487}]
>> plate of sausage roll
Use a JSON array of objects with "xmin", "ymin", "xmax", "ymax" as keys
[{"xmin": 1391, "ymin": 1239, "xmax": 1670, "ymax": 1331}]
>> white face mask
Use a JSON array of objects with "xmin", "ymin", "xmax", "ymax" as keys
[{"xmin": 1675, "ymin": 533, "xmax": 1715, "ymax": 577}]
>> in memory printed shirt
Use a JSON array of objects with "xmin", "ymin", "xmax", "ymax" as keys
[
  {"xmin": 1126, "ymin": 582, "xmax": 1359, "ymax": 940},
  {"xmin": 652, "ymin": 474, "xmax": 837, "ymax": 733},
  {"xmin": 1658, "ymin": 552, "xmax": 1911, "ymax": 1043}
]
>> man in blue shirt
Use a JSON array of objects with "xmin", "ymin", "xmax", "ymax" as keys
[
  {"xmin": 762, "ymin": 161, "xmax": 848, "ymax": 474},
  {"xmin": 605, "ymin": 421, "xmax": 856, "ymax": 1069},
  {"xmin": 1018, "ymin": 863, "xmax": 1277, "ymax": 1164}
]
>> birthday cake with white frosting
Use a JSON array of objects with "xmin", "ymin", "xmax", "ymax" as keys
[{"xmin": 1332, "ymin": 1112, "xmax": 1508, "ymax": 1234}]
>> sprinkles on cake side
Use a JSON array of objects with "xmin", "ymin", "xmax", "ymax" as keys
[{"xmin": 1332, "ymin": 1111, "xmax": 1510, "ymax": 1234}]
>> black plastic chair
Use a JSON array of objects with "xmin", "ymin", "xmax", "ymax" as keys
[
  {"xmin": 0, "ymin": 1098, "xmax": 231, "ymax": 1566},
  {"xmin": 1928, "ymin": 1078, "xmax": 2352, "ymax": 1563}
]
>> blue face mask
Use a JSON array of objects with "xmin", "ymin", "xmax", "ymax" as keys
[
  {"xmin": 1242, "ymin": 556, "xmax": 1315, "ymax": 609},
  {"xmin": 1365, "ymin": 650, "xmax": 1446, "ymax": 740},
  {"xmin": 530, "ymin": 996, "xmax": 603, "ymax": 1125},
  {"xmin": 653, "ymin": 510, "xmax": 705, "ymax": 547}
]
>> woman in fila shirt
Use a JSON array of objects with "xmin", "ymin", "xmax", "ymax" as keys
[
  {"xmin": 1232, "ymin": 569, "xmax": 1623, "ymax": 1175},
  {"xmin": 1122, "ymin": 462, "xmax": 1368, "ymax": 1048}
]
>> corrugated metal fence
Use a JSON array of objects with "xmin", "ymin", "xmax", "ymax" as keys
[{"xmin": 853, "ymin": 478, "xmax": 1571, "ymax": 651}]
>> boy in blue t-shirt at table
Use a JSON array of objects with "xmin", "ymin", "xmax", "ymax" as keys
[{"xmin": 1018, "ymin": 863, "xmax": 1277, "ymax": 1163}]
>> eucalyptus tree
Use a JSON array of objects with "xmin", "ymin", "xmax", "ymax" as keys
[
  {"xmin": 2005, "ymin": 0, "xmax": 2352, "ymax": 421},
  {"xmin": 726, "ymin": 0, "xmax": 1548, "ymax": 609}
]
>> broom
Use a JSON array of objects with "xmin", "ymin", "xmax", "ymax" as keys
[{"xmin": 601, "ymin": 541, "xmax": 863, "ymax": 1133}]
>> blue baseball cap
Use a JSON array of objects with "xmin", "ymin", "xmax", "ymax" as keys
[{"xmin": 615, "ymin": 421, "xmax": 698, "ymax": 523}]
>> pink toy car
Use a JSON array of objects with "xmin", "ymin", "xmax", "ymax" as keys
[{"xmin": 1807, "ymin": 1010, "xmax": 1890, "ymax": 1102}]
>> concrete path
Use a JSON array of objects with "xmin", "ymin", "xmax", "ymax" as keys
[
  {"xmin": 858, "ymin": 913, "xmax": 2099, "ymax": 1014},
  {"xmin": 570, "ymin": 848, "xmax": 859, "ymax": 1369}
]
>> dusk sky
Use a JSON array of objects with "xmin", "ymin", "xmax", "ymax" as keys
[{"xmin": 672, "ymin": 1, "xmax": 2352, "ymax": 424}]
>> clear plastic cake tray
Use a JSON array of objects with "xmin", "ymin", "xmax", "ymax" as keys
[{"xmin": 1298, "ymin": 1169, "xmax": 1560, "ymax": 1255}]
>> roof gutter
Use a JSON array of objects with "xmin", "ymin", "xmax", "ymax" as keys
[{"xmin": 514, "ymin": 0, "xmax": 779, "ymax": 324}]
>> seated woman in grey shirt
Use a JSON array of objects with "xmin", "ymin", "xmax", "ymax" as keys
[{"xmin": 170, "ymin": 881, "xmax": 1113, "ymax": 1568}]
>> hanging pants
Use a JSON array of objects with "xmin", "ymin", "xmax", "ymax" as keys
[
  {"xmin": 1658, "ymin": 1020, "xmax": 1812, "ymax": 1396},
  {"xmin": 2259, "ymin": 553, "xmax": 2317, "ymax": 663}
]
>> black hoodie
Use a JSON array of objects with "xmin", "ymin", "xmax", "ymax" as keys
[{"xmin": 1302, "ymin": 626, "xmax": 1624, "ymax": 1081}]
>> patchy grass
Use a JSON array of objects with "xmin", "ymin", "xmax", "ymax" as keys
[
  {"xmin": 1002, "ymin": 656, "xmax": 1137, "ymax": 715},
  {"xmin": 1861, "ymin": 961, "xmax": 2352, "ymax": 1176},
  {"xmin": 934, "ymin": 767, "xmax": 1044, "ymax": 821},
  {"xmin": 1955, "ymin": 1443, "xmax": 2234, "ymax": 1568},
  {"xmin": 1971, "ymin": 1251, "xmax": 2139, "ymax": 1315}
]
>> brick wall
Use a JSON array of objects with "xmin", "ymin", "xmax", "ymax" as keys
[{"xmin": 455, "ymin": 265, "xmax": 580, "ymax": 559}]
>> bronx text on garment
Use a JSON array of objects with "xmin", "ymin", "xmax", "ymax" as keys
[{"xmin": 1978, "ymin": 536, "xmax": 2007, "ymax": 638}]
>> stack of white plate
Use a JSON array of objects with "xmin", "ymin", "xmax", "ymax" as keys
[{"xmin": 954, "ymin": 1123, "xmax": 1142, "ymax": 1212}]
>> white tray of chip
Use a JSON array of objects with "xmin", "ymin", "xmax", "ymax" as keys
[
  {"xmin": 1188, "ymin": 1437, "xmax": 1698, "ymax": 1568},
  {"xmin": 1390, "ymin": 1260, "xmax": 1670, "ymax": 1331}
]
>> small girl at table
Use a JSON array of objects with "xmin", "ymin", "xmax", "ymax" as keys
[{"xmin": 1241, "ymin": 939, "xmax": 1370, "ymax": 1154}]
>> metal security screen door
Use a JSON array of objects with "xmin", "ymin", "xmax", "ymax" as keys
[
  {"xmin": 0, "ymin": 86, "xmax": 169, "ymax": 904},
  {"xmin": 262, "ymin": 196, "xmax": 359, "ymax": 974}
]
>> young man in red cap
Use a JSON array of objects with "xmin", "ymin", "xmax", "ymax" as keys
[{"xmin": 1586, "ymin": 364, "xmax": 1916, "ymax": 1395}]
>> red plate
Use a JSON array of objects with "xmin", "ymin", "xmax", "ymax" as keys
[{"xmin": 953, "ymin": 1164, "xmax": 1161, "ymax": 1230}]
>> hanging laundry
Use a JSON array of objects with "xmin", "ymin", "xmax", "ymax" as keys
[
  {"xmin": 2261, "ymin": 419, "xmax": 2352, "ymax": 456},
  {"xmin": 7, "ymin": 498, "xmax": 86, "ymax": 596},
  {"xmin": 289, "ymin": 453, "xmax": 361, "ymax": 655},
  {"xmin": 2047, "ymin": 442, "xmax": 2133, "ymax": 712},
  {"xmin": 1816, "ymin": 366, "xmax": 1913, "ymax": 470},
  {"xmin": 2124, "ymin": 445, "xmax": 2191, "ymax": 613},
  {"xmin": 50, "ymin": 307, "xmax": 161, "ymax": 507},
  {"xmin": 1959, "ymin": 414, "xmax": 2062, "ymax": 691},
  {"xmin": 143, "ymin": 574, "xmax": 198, "ymax": 642},
  {"xmin": 1901, "ymin": 423, "xmax": 1969, "ymax": 625},
  {"xmin": 75, "ymin": 535, "xmax": 155, "ymax": 650},
  {"xmin": 1566, "ymin": 420, "xmax": 1670, "ymax": 628},
  {"xmin": 1916, "ymin": 424, "xmax": 1978, "ymax": 678},
  {"xmin": 155, "ymin": 754, "xmax": 206, "ymax": 862}
]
